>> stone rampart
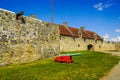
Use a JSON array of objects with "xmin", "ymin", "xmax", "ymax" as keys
[{"xmin": 0, "ymin": 9, "xmax": 60, "ymax": 65}]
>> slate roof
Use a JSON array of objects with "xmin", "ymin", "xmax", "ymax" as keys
[{"xmin": 59, "ymin": 25, "xmax": 103, "ymax": 40}]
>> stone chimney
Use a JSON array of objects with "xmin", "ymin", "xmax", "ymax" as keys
[
  {"xmin": 62, "ymin": 22, "xmax": 68, "ymax": 27},
  {"xmin": 78, "ymin": 26, "xmax": 84, "ymax": 37},
  {"xmin": 80, "ymin": 26, "xmax": 85, "ymax": 30},
  {"xmin": 30, "ymin": 14, "xmax": 37, "ymax": 19},
  {"xmin": 93, "ymin": 33, "xmax": 97, "ymax": 40}
]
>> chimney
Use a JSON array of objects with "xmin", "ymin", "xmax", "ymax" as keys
[
  {"xmin": 62, "ymin": 22, "xmax": 68, "ymax": 27},
  {"xmin": 80, "ymin": 26, "xmax": 85, "ymax": 30},
  {"xmin": 93, "ymin": 33, "xmax": 97, "ymax": 40},
  {"xmin": 30, "ymin": 14, "xmax": 37, "ymax": 19}
]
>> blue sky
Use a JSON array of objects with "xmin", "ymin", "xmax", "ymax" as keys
[{"xmin": 0, "ymin": 0, "xmax": 120, "ymax": 41}]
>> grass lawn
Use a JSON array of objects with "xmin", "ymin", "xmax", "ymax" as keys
[{"xmin": 0, "ymin": 51, "xmax": 120, "ymax": 80}]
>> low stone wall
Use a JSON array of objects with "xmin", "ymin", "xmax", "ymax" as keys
[{"xmin": 0, "ymin": 9, "xmax": 60, "ymax": 65}]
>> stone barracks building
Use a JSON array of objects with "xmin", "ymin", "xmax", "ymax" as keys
[{"xmin": 59, "ymin": 22, "xmax": 116, "ymax": 52}]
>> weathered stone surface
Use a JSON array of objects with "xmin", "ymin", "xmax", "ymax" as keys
[
  {"xmin": 115, "ymin": 43, "xmax": 120, "ymax": 51},
  {"xmin": 0, "ymin": 8, "xmax": 59, "ymax": 65},
  {"xmin": 60, "ymin": 35, "xmax": 116, "ymax": 52}
]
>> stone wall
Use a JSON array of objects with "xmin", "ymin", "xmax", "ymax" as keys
[
  {"xmin": 0, "ymin": 9, "xmax": 60, "ymax": 65},
  {"xmin": 115, "ymin": 43, "xmax": 120, "ymax": 51},
  {"xmin": 60, "ymin": 35, "xmax": 116, "ymax": 52}
]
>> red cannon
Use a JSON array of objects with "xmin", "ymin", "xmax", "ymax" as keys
[{"xmin": 54, "ymin": 56, "xmax": 73, "ymax": 63}]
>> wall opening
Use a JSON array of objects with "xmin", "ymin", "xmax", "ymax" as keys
[
  {"xmin": 87, "ymin": 44, "xmax": 93, "ymax": 50},
  {"xmin": 78, "ymin": 44, "xmax": 80, "ymax": 47}
]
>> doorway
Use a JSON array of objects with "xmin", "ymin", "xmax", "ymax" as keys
[{"xmin": 87, "ymin": 44, "xmax": 93, "ymax": 50}]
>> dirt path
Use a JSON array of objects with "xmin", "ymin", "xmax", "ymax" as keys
[{"xmin": 100, "ymin": 52, "xmax": 120, "ymax": 80}]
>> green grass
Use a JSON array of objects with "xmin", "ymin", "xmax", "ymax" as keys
[{"xmin": 0, "ymin": 51, "xmax": 120, "ymax": 80}]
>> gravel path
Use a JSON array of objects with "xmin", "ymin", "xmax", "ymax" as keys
[{"xmin": 100, "ymin": 52, "xmax": 120, "ymax": 80}]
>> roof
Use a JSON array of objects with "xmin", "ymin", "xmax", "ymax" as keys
[
  {"xmin": 59, "ymin": 25, "xmax": 103, "ymax": 40},
  {"xmin": 59, "ymin": 25, "xmax": 79, "ymax": 37},
  {"xmin": 81, "ymin": 29, "xmax": 102, "ymax": 40}
]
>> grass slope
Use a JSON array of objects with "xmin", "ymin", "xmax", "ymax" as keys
[{"xmin": 0, "ymin": 51, "xmax": 120, "ymax": 80}]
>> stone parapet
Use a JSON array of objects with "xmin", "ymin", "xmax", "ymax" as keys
[{"xmin": 0, "ymin": 8, "xmax": 60, "ymax": 65}]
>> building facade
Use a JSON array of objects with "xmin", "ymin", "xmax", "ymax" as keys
[{"xmin": 59, "ymin": 23, "xmax": 116, "ymax": 52}]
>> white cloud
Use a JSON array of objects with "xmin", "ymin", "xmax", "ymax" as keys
[
  {"xmin": 115, "ymin": 29, "xmax": 120, "ymax": 32},
  {"xmin": 93, "ymin": 2, "xmax": 112, "ymax": 11},
  {"xmin": 105, "ymin": 3, "xmax": 112, "ymax": 8},
  {"xmin": 103, "ymin": 34, "xmax": 109, "ymax": 41},
  {"xmin": 98, "ymin": 7, "xmax": 103, "ymax": 11},
  {"xmin": 111, "ymin": 36, "xmax": 120, "ymax": 42},
  {"xmin": 93, "ymin": 2, "xmax": 103, "ymax": 11},
  {"xmin": 103, "ymin": 33, "xmax": 120, "ymax": 42}
]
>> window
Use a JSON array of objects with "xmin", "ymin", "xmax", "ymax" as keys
[
  {"xmin": 73, "ymin": 37, "xmax": 76, "ymax": 41},
  {"xmin": 99, "ymin": 45, "xmax": 101, "ymax": 48},
  {"xmin": 83, "ymin": 39, "xmax": 86, "ymax": 42},
  {"xmin": 78, "ymin": 44, "xmax": 80, "ymax": 47},
  {"xmin": 59, "ymin": 36, "xmax": 61, "ymax": 40},
  {"xmin": 95, "ymin": 40, "xmax": 97, "ymax": 43},
  {"xmin": 101, "ymin": 40, "xmax": 103, "ymax": 43}
]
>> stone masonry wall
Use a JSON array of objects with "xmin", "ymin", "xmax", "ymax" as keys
[
  {"xmin": 60, "ymin": 35, "xmax": 116, "ymax": 52},
  {"xmin": 0, "ymin": 9, "xmax": 59, "ymax": 65},
  {"xmin": 115, "ymin": 43, "xmax": 120, "ymax": 51}
]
